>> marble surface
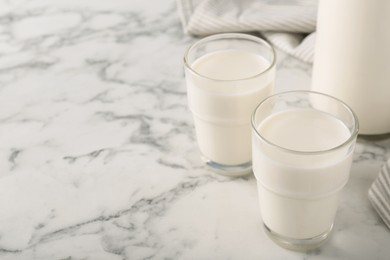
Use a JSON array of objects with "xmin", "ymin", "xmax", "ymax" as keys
[{"xmin": 0, "ymin": 0, "xmax": 389, "ymax": 259}]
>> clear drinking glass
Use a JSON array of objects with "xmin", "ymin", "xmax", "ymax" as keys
[
  {"xmin": 184, "ymin": 33, "xmax": 276, "ymax": 177},
  {"xmin": 251, "ymin": 90, "xmax": 359, "ymax": 250}
]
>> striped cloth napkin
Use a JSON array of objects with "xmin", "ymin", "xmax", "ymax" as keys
[
  {"xmin": 369, "ymin": 160, "xmax": 390, "ymax": 229},
  {"xmin": 176, "ymin": 0, "xmax": 318, "ymax": 63}
]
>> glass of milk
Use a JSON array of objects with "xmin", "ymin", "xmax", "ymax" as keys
[
  {"xmin": 251, "ymin": 91, "xmax": 359, "ymax": 250},
  {"xmin": 184, "ymin": 33, "xmax": 276, "ymax": 177}
]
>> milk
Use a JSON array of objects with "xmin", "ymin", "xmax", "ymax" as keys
[
  {"xmin": 252, "ymin": 109, "xmax": 353, "ymax": 239},
  {"xmin": 186, "ymin": 50, "xmax": 274, "ymax": 166},
  {"xmin": 312, "ymin": 0, "xmax": 390, "ymax": 134}
]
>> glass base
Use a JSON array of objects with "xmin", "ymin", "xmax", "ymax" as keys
[
  {"xmin": 202, "ymin": 156, "xmax": 252, "ymax": 177},
  {"xmin": 263, "ymin": 223, "xmax": 333, "ymax": 251}
]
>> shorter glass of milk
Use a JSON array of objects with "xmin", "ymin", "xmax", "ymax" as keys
[
  {"xmin": 251, "ymin": 91, "xmax": 358, "ymax": 250},
  {"xmin": 184, "ymin": 33, "xmax": 276, "ymax": 177}
]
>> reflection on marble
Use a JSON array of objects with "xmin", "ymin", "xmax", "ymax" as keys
[{"xmin": 0, "ymin": 0, "xmax": 389, "ymax": 259}]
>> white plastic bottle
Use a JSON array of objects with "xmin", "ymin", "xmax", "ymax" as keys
[{"xmin": 312, "ymin": 0, "xmax": 390, "ymax": 135}]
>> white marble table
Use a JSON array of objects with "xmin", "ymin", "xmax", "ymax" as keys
[{"xmin": 0, "ymin": 0, "xmax": 389, "ymax": 259}]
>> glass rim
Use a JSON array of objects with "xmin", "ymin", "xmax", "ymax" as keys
[
  {"xmin": 183, "ymin": 33, "xmax": 277, "ymax": 82},
  {"xmin": 251, "ymin": 90, "xmax": 360, "ymax": 155}
]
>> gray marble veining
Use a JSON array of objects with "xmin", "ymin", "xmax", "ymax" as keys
[{"xmin": 0, "ymin": 0, "xmax": 389, "ymax": 259}]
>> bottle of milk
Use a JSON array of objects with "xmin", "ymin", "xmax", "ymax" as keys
[{"xmin": 312, "ymin": 0, "xmax": 390, "ymax": 135}]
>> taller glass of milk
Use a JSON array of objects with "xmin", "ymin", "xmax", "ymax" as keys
[
  {"xmin": 252, "ymin": 91, "xmax": 359, "ymax": 250},
  {"xmin": 184, "ymin": 33, "xmax": 276, "ymax": 177}
]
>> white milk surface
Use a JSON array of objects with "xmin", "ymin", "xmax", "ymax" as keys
[
  {"xmin": 252, "ymin": 109, "xmax": 353, "ymax": 239},
  {"xmin": 188, "ymin": 50, "xmax": 274, "ymax": 166},
  {"xmin": 192, "ymin": 50, "xmax": 268, "ymax": 80},
  {"xmin": 259, "ymin": 109, "xmax": 350, "ymax": 152}
]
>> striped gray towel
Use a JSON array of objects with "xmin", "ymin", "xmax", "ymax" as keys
[
  {"xmin": 369, "ymin": 160, "xmax": 390, "ymax": 229},
  {"xmin": 176, "ymin": 0, "xmax": 318, "ymax": 63}
]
